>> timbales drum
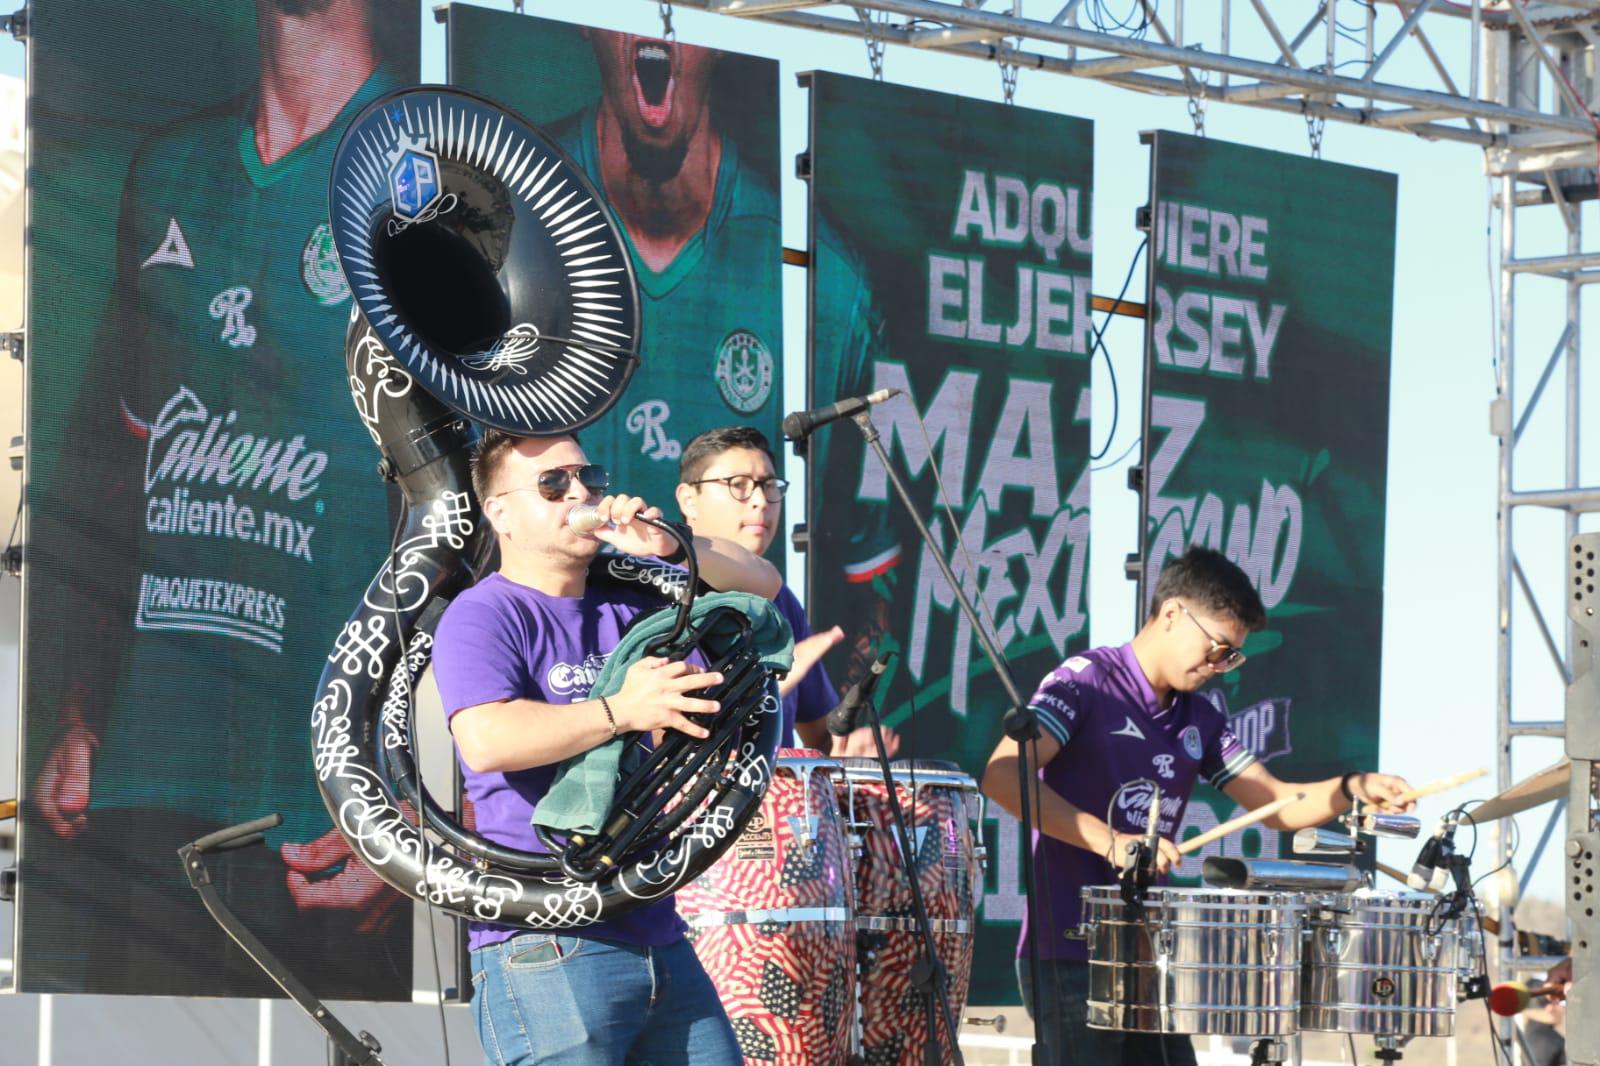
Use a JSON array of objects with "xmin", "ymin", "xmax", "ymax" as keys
[
  {"xmin": 1081, "ymin": 886, "xmax": 1306, "ymax": 1036},
  {"xmin": 677, "ymin": 750, "xmax": 857, "ymax": 1065},
  {"xmin": 837, "ymin": 759, "xmax": 984, "ymax": 1066},
  {"xmin": 1299, "ymin": 891, "xmax": 1481, "ymax": 1037}
]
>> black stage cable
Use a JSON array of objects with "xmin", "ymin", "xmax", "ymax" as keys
[
  {"xmin": 1089, "ymin": 237, "xmax": 1148, "ymax": 461},
  {"xmin": 382, "ymin": 499, "xmax": 454, "ymax": 1066}
]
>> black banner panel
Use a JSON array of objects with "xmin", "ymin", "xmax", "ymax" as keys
[{"xmin": 19, "ymin": 2, "xmax": 419, "ymax": 998}]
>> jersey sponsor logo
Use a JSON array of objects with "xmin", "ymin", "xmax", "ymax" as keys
[
  {"xmin": 714, "ymin": 329, "xmax": 774, "ymax": 414},
  {"xmin": 142, "ymin": 217, "xmax": 195, "ymax": 270},
  {"xmin": 1063, "ymin": 655, "xmax": 1091, "ymax": 673},
  {"xmin": 1110, "ymin": 715, "xmax": 1146, "ymax": 741},
  {"xmin": 209, "ymin": 286, "xmax": 257, "ymax": 348},
  {"xmin": 1112, "ymin": 779, "xmax": 1183, "ymax": 835},
  {"xmin": 1153, "ymin": 753, "xmax": 1176, "ymax": 780},
  {"xmin": 546, "ymin": 653, "xmax": 609, "ymax": 698},
  {"xmin": 1180, "ymin": 725, "xmax": 1204, "ymax": 760},
  {"xmin": 624, "ymin": 399, "xmax": 682, "ymax": 461},
  {"xmin": 131, "ymin": 385, "xmax": 328, "ymax": 564},
  {"xmin": 139, "ymin": 386, "xmax": 327, "ymax": 501},
  {"xmin": 301, "ymin": 222, "xmax": 350, "ymax": 306},
  {"xmin": 135, "ymin": 571, "xmax": 287, "ymax": 653}
]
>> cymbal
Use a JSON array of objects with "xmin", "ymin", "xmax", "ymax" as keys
[{"xmin": 1470, "ymin": 759, "xmax": 1570, "ymax": 823}]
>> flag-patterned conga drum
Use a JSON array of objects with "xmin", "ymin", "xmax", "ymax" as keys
[
  {"xmin": 678, "ymin": 749, "xmax": 857, "ymax": 1064},
  {"xmin": 838, "ymin": 759, "xmax": 984, "ymax": 1066}
]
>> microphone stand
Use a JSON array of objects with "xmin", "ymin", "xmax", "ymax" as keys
[
  {"xmin": 853, "ymin": 648, "xmax": 966, "ymax": 1066},
  {"xmin": 844, "ymin": 408, "xmax": 1042, "ymax": 1065},
  {"xmin": 178, "ymin": 814, "xmax": 385, "ymax": 1065}
]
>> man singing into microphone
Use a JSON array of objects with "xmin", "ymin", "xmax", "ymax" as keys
[
  {"xmin": 431, "ymin": 429, "xmax": 779, "ymax": 1065},
  {"xmin": 980, "ymin": 547, "xmax": 1414, "ymax": 1066},
  {"xmin": 673, "ymin": 425, "xmax": 898, "ymax": 755}
]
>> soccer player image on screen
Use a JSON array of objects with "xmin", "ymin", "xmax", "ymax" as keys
[
  {"xmin": 23, "ymin": 0, "xmax": 413, "ymax": 998},
  {"xmin": 544, "ymin": 31, "xmax": 783, "ymax": 511},
  {"xmin": 980, "ymin": 547, "xmax": 1415, "ymax": 1066}
]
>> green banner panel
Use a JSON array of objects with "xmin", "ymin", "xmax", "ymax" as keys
[
  {"xmin": 1140, "ymin": 131, "xmax": 1396, "ymax": 872},
  {"xmin": 805, "ymin": 71, "xmax": 1095, "ymax": 1006},
  {"xmin": 19, "ymin": 2, "xmax": 420, "ymax": 998}
]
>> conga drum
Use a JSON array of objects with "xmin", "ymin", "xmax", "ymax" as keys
[
  {"xmin": 677, "ymin": 749, "xmax": 856, "ymax": 1064},
  {"xmin": 838, "ymin": 758, "xmax": 983, "ymax": 1066}
]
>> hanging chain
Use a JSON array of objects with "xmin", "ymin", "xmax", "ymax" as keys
[
  {"xmin": 1000, "ymin": 41, "xmax": 1020, "ymax": 104},
  {"xmin": 857, "ymin": 7, "xmax": 886, "ymax": 80},
  {"xmin": 1186, "ymin": 71, "xmax": 1208, "ymax": 137},
  {"xmin": 1305, "ymin": 112, "xmax": 1325, "ymax": 158},
  {"xmin": 659, "ymin": 1, "xmax": 677, "ymax": 43}
]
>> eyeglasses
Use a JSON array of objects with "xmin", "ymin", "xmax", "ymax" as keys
[
  {"xmin": 688, "ymin": 475, "xmax": 790, "ymax": 503},
  {"xmin": 1177, "ymin": 603, "xmax": 1247, "ymax": 673},
  {"xmin": 492, "ymin": 464, "xmax": 609, "ymax": 502}
]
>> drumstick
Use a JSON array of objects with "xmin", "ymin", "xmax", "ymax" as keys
[
  {"xmin": 1376, "ymin": 860, "xmax": 1429, "ymax": 891},
  {"xmin": 1391, "ymin": 768, "xmax": 1489, "ymax": 807},
  {"xmin": 0, "ymin": 799, "xmax": 12, "ymax": 821},
  {"xmin": 1177, "ymin": 794, "xmax": 1304, "ymax": 856}
]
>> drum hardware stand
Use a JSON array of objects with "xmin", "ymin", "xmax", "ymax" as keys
[
  {"xmin": 178, "ymin": 813, "xmax": 385, "ymax": 1066},
  {"xmin": 851, "ymin": 643, "xmax": 965, "ymax": 1066},
  {"xmin": 846, "ymin": 406, "xmax": 1032, "ymax": 1066},
  {"xmin": 1249, "ymin": 1038, "xmax": 1289, "ymax": 1065}
]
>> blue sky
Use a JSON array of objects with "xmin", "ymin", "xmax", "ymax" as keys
[{"xmin": 6, "ymin": 0, "xmax": 1591, "ymax": 907}]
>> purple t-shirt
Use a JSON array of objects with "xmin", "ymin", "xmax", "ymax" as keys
[
  {"xmin": 1021, "ymin": 643, "xmax": 1256, "ymax": 961},
  {"xmin": 774, "ymin": 584, "xmax": 837, "ymax": 745},
  {"xmin": 431, "ymin": 571, "xmax": 686, "ymax": 952}
]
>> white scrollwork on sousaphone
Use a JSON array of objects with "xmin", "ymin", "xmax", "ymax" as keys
[{"xmin": 311, "ymin": 86, "xmax": 783, "ymax": 932}]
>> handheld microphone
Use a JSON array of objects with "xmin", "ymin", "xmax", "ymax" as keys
[
  {"xmin": 781, "ymin": 388, "xmax": 903, "ymax": 442},
  {"xmin": 1139, "ymin": 782, "xmax": 1162, "ymax": 872},
  {"xmin": 567, "ymin": 503, "xmax": 612, "ymax": 535},
  {"xmin": 1407, "ymin": 814, "xmax": 1456, "ymax": 892},
  {"xmin": 825, "ymin": 650, "xmax": 893, "ymax": 737}
]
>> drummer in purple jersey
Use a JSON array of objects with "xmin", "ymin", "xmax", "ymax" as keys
[
  {"xmin": 674, "ymin": 425, "xmax": 899, "ymax": 756},
  {"xmin": 980, "ymin": 546, "xmax": 1414, "ymax": 1066}
]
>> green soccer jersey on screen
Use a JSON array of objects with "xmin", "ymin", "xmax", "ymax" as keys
[
  {"xmin": 87, "ymin": 65, "xmax": 406, "ymax": 844},
  {"xmin": 550, "ymin": 105, "xmax": 786, "ymax": 515}
]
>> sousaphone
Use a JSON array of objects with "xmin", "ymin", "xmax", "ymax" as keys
[{"xmin": 311, "ymin": 86, "xmax": 782, "ymax": 929}]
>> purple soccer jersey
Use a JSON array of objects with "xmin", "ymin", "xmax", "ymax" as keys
[
  {"xmin": 774, "ymin": 584, "xmax": 837, "ymax": 745},
  {"xmin": 431, "ymin": 572, "xmax": 686, "ymax": 952},
  {"xmin": 1020, "ymin": 643, "xmax": 1256, "ymax": 961}
]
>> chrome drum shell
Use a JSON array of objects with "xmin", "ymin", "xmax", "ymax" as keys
[
  {"xmin": 1299, "ymin": 892, "xmax": 1479, "ymax": 1037},
  {"xmin": 1082, "ymin": 886, "xmax": 1305, "ymax": 1036}
]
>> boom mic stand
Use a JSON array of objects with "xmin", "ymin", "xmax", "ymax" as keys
[
  {"xmin": 846, "ymin": 648, "xmax": 964, "ymax": 1066},
  {"xmin": 179, "ymin": 814, "xmax": 385, "ymax": 1066},
  {"xmin": 842, "ymin": 407, "xmax": 1043, "ymax": 1066}
]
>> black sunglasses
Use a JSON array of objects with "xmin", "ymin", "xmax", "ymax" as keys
[
  {"xmin": 1178, "ymin": 603, "xmax": 1247, "ymax": 672},
  {"xmin": 493, "ymin": 464, "xmax": 610, "ymax": 502}
]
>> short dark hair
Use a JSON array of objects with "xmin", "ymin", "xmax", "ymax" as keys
[
  {"xmin": 678, "ymin": 425, "xmax": 776, "ymax": 485},
  {"xmin": 1148, "ymin": 546, "xmax": 1267, "ymax": 631},
  {"xmin": 470, "ymin": 428, "xmax": 579, "ymax": 503}
]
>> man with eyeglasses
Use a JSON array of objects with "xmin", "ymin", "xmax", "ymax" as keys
[
  {"xmin": 430, "ymin": 428, "xmax": 782, "ymax": 1066},
  {"xmin": 674, "ymin": 426, "xmax": 899, "ymax": 756},
  {"xmin": 979, "ymin": 546, "xmax": 1414, "ymax": 1066}
]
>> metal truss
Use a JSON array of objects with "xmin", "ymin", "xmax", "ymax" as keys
[{"xmin": 667, "ymin": 0, "xmax": 1599, "ymax": 153}]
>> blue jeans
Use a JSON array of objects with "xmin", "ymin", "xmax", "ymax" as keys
[
  {"xmin": 471, "ymin": 933, "xmax": 740, "ymax": 1066},
  {"xmin": 1018, "ymin": 957, "xmax": 1198, "ymax": 1066}
]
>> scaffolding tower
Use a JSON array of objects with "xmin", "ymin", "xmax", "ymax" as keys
[{"xmin": 657, "ymin": 1, "xmax": 1599, "ymax": 1061}]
